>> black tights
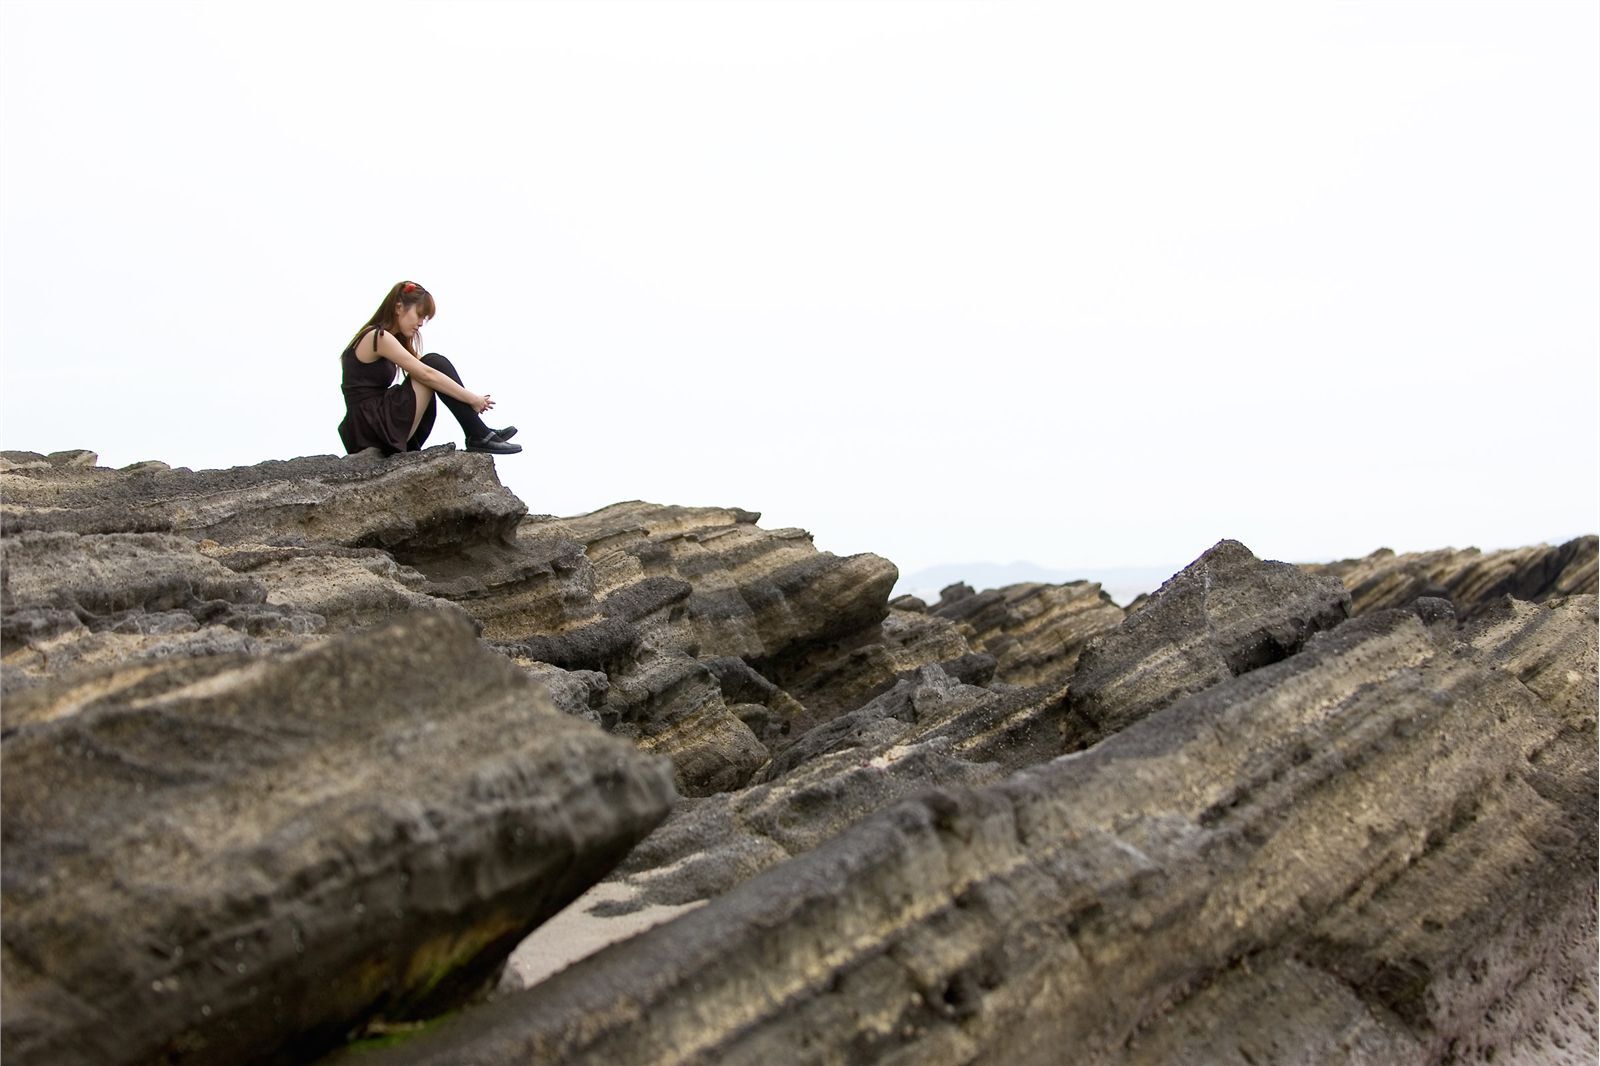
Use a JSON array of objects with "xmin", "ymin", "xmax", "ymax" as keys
[{"xmin": 406, "ymin": 352, "xmax": 491, "ymax": 450}]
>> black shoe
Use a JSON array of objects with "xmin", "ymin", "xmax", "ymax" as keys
[
  {"xmin": 487, "ymin": 425, "xmax": 518, "ymax": 443},
  {"xmin": 465, "ymin": 435, "xmax": 523, "ymax": 455}
]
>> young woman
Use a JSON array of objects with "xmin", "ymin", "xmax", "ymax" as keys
[{"xmin": 337, "ymin": 281, "xmax": 521, "ymax": 456}]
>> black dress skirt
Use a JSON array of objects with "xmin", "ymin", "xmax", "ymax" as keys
[{"xmin": 336, "ymin": 335, "xmax": 435, "ymax": 454}]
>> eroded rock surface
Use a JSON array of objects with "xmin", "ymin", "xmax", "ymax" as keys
[
  {"xmin": 928, "ymin": 579, "xmax": 1125, "ymax": 688},
  {"xmin": 591, "ymin": 664, "xmax": 1068, "ymax": 916},
  {"xmin": 1064, "ymin": 539, "xmax": 1350, "ymax": 751},
  {"xmin": 5, "ymin": 447, "xmax": 1595, "ymax": 1065},
  {"xmin": 1304, "ymin": 535, "xmax": 1598, "ymax": 618},
  {"xmin": 1, "ymin": 611, "xmax": 677, "ymax": 1066},
  {"xmin": 0, "ymin": 447, "xmax": 527, "ymax": 550},
  {"xmin": 366, "ymin": 596, "xmax": 1598, "ymax": 1066},
  {"xmin": 1, "ymin": 451, "xmax": 901, "ymax": 796},
  {"xmin": 1, "ymin": 531, "xmax": 328, "ymax": 701}
]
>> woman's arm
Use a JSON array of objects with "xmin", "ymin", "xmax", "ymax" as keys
[{"xmin": 369, "ymin": 331, "xmax": 493, "ymax": 412}]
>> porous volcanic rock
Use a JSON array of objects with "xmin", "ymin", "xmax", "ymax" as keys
[
  {"xmin": 201, "ymin": 542, "xmax": 461, "ymax": 631},
  {"xmin": 928, "ymin": 579, "xmax": 1125, "ymax": 688},
  {"xmin": 758, "ymin": 607, "xmax": 984, "ymax": 744},
  {"xmin": 0, "ymin": 610, "xmax": 677, "ymax": 1066},
  {"xmin": 9, "ymin": 447, "xmax": 1596, "ymax": 1065},
  {"xmin": 597, "ymin": 652, "xmax": 769, "ymax": 796},
  {"xmin": 0, "ymin": 447, "xmax": 527, "ymax": 552},
  {"xmin": 497, "ymin": 501, "xmax": 901, "ymax": 790},
  {"xmin": 361, "ymin": 595, "xmax": 1598, "ymax": 1066},
  {"xmin": 0, "ymin": 531, "xmax": 327, "ymax": 700},
  {"xmin": 521, "ymin": 502, "xmax": 899, "ymax": 666},
  {"xmin": 2, "ymin": 452, "xmax": 901, "ymax": 796},
  {"xmin": 0, "ymin": 447, "xmax": 520, "ymax": 696},
  {"xmin": 1064, "ymin": 538, "xmax": 1350, "ymax": 751},
  {"xmin": 1303, "ymin": 535, "xmax": 1598, "ymax": 618},
  {"xmin": 590, "ymin": 664, "xmax": 1069, "ymax": 916},
  {"xmin": 482, "ymin": 505, "xmax": 897, "ymax": 791}
]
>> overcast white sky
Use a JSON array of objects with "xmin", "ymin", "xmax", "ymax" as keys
[{"xmin": 2, "ymin": 0, "xmax": 1596, "ymax": 581}]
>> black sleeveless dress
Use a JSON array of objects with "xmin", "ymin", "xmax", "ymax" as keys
[{"xmin": 336, "ymin": 330, "xmax": 435, "ymax": 454}]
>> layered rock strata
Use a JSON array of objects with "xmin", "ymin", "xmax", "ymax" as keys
[
  {"xmin": 1303, "ymin": 535, "xmax": 1597, "ymax": 618},
  {"xmin": 515, "ymin": 503, "xmax": 898, "ymax": 666},
  {"xmin": 365, "ymin": 595, "xmax": 1598, "ymax": 1066},
  {"xmin": 1, "ymin": 611, "xmax": 678, "ymax": 1066},
  {"xmin": 1, "ymin": 450, "xmax": 903, "ymax": 796},
  {"xmin": 755, "ymin": 607, "xmax": 984, "ymax": 744},
  {"xmin": 590, "ymin": 664, "xmax": 1068, "ymax": 916},
  {"xmin": 1, "ymin": 531, "xmax": 330, "ymax": 700},
  {"xmin": 1064, "ymin": 539, "xmax": 1350, "ymax": 751},
  {"xmin": 494, "ymin": 503, "xmax": 902, "ymax": 794},
  {"xmin": 5, "ymin": 446, "xmax": 1596, "ymax": 1065},
  {"xmin": 0, "ymin": 447, "xmax": 526, "ymax": 551},
  {"xmin": 921, "ymin": 578, "xmax": 1125, "ymax": 688}
]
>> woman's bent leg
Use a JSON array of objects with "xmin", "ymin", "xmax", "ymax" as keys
[{"xmin": 419, "ymin": 352, "xmax": 493, "ymax": 441}]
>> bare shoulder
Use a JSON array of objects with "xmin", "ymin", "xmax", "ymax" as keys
[
  {"xmin": 350, "ymin": 327, "xmax": 382, "ymax": 363},
  {"xmin": 352, "ymin": 328, "xmax": 412, "ymax": 365}
]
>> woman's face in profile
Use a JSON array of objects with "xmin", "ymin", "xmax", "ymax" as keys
[{"xmin": 393, "ymin": 303, "xmax": 429, "ymax": 339}]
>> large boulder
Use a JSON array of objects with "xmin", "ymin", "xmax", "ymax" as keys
[
  {"xmin": 360, "ymin": 596, "xmax": 1597, "ymax": 1065},
  {"xmin": 0, "ymin": 610, "xmax": 677, "ymax": 1066},
  {"xmin": 1064, "ymin": 539, "xmax": 1350, "ymax": 751}
]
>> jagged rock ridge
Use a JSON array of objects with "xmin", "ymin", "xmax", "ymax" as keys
[
  {"xmin": 1, "ymin": 446, "xmax": 1594, "ymax": 1065},
  {"xmin": 1302, "ymin": 536, "xmax": 1597, "ymax": 618}
]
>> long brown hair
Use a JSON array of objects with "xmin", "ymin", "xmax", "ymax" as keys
[{"xmin": 346, "ymin": 281, "xmax": 437, "ymax": 357}]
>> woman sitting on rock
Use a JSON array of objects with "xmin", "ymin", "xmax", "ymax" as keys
[{"xmin": 337, "ymin": 280, "xmax": 521, "ymax": 456}]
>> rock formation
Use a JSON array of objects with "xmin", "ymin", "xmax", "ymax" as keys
[
  {"xmin": 2, "ymin": 445, "xmax": 1594, "ymax": 1065},
  {"xmin": 2, "ymin": 612, "xmax": 677, "ymax": 1066},
  {"xmin": 1302, "ymin": 535, "xmax": 1597, "ymax": 618},
  {"xmin": 1064, "ymin": 539, "xmax": 1351, "ymax": 751},
  {"xmin": 1, "ymin": 448, "xmax": 898, "ymax": 798},
  {"xmin": 362, "ymin": 595, "xmax": 1600, "ymax": 1066},
  {"xmin": 920, "ymin": 577, "xmax": 1125, "ymax": 689}
]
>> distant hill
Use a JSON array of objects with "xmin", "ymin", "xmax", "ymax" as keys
[{"xmin": 894, "ymin": 561, "xmax": 1182, "ymax": 609}]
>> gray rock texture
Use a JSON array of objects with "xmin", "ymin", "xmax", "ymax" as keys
[
  {"xmin": 0, "ymin": 447, "xmax": 527, "ymax": 550},
  {"xmin": 1303, "ymin": 535, "xmax": 1597, "ymax": 618},
  {"xmin": 590, "ymin": 663, "xmax": 1068, "ymax": 916},
  {"xmin": 1, "ymin": 450, "xmax": 900, "ymax": 796},
  {"xmin": 4, "ymin": 447, "xmax": 1595, "ymax": 1065},
  {"xmin": 760, "ymin": 607, "xmax": 982, "ymax": 743},
  {"xmin": 928, "ymin": 578, "xmax": 1125, "ymax": 688},
  {"xmin": 1, "ymin": 611, "xmax": 677, "ymax": 1066},
  {"xmin": 1064, "ymin": 539, "xmax": 1351, "ymax": 751},
  {"xmin": 1, "ymin": 531, "xmax": 328, "ymax": 700},
  {"xmin": 363, "ymin": 595, "xmax": 1597, "ymax": 1066}
]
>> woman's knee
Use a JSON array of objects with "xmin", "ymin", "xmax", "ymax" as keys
[{"xmin": 420, "ymin": 352, "xmax": 462, "ymax": 382}]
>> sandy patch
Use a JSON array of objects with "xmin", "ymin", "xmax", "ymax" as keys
[{"xmin": 498, "ymin": 881, "xmax": 705, "ymax": 993}]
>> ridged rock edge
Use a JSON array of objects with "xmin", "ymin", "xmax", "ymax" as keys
[
  {"xmin": 1, "ymin": 612, "xmax": 679, "ymax": 1066},
  {"xmin": 368, "ymin": 598, "xmax": 1597, "ymax": 1065}
]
